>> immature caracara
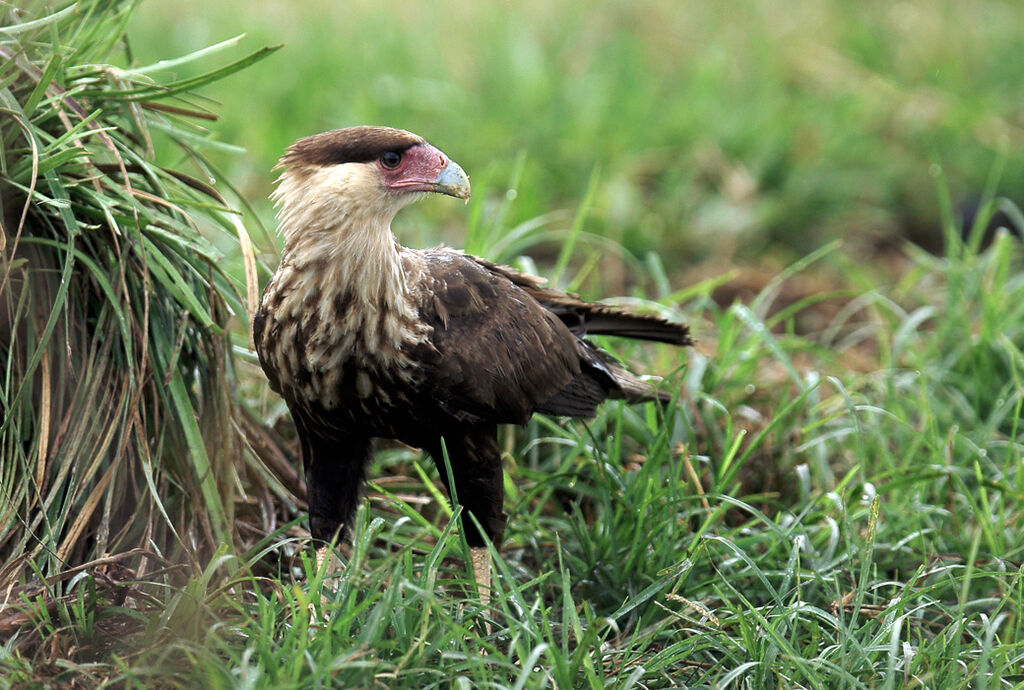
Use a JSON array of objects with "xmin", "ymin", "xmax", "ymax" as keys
[{"xmin": 254, "ymin": 126, "xmax": 691, "ymax": 596}]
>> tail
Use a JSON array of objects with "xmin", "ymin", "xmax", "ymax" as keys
[
  {"xmin": 534, "ymin": 361, "xmax": 674, "ymax": 418},
  {"xmin": 540, "ymin": 291, "xmax": 689, "ymax": 406},
  {"xmin": 558, "ymin": 306, "xmax": 691, "ymax": 346}
]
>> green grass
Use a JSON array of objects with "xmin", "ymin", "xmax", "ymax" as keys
[
  {"xmin": 3, "ymin": 0, "xmax": 1024, "ymax": 687},
  {"xmin": 6, "ymin": 229, "xmax": 1024, "ymax": 687},
  {"xmin": 123, "ymin": 0, "xmax": 1024, "ymax": 269}
]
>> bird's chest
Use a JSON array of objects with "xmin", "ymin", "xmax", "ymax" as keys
[{"xmin": 257, "ymin": 284, "xmax": 429, "ymax": 427}]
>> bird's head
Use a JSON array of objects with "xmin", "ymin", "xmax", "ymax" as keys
[{"xmin": 272, "ymin": 127, "xmax": 470, "ymax": 252}]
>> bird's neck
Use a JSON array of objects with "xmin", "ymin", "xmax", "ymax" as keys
[
  {"xmin": 270, "ymin": 209, "xmax": 428, "ymax": 369},
  {"xmin": 283, "ymin": 216, "xmax": 408, "ymax": 308},
  {"xmin": 274, "ymin": 168, "xmax": 416, "ymax": 316},
  {"xmin": 267, "ymin": 167, "xmax": 432, "ymax": 370}
]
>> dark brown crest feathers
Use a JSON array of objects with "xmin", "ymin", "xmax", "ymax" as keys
[{"xmin": 278, "ymin": 126, "xmax": 425, "ymax": 169}]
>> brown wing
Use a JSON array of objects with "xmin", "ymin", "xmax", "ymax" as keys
[
  {"xmin": 414, "ymin": 250, "xmax": 619, "ymax": 425},
  {"xmin": 473, "ymin": 258, "xmax": 692, "ymax": 345}
]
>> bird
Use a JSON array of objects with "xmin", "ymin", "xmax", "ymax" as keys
[{"xmin": 253, "ymin": 126, "xmax": 692, "ymax": 599}]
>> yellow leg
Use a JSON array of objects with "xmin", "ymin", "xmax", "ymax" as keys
[
  {"xmin": 470, "ymin": 546, "xmax": 493, "ymax": 635},
  {"xmin": 315, "ymin": 543, "xmax": 334, "ymax": 575},
  {"xmin": 313, "ymin": 543, "xmax": 342, "ymax": 617},
  {"xmin": 470, "ymin": 546, "xmax": 491, "ymax": 604}
]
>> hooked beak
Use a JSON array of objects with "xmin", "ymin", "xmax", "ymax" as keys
[{"xmin": 432, "ymin": 159, "xmax": 471, "ymax": 201}]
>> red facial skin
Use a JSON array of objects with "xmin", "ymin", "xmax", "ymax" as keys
[{"xmin": 379, "ymin": 143, "xmax": 449, "ymax": 193}]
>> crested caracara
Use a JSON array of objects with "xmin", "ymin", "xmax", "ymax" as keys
[{"xmin": 254, "ymin": 126, "xmax": 691, "ymax": 597}]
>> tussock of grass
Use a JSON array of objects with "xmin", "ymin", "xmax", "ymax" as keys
[{"xmin": 0, "ymin": 0, "xmax": 277, "ymax": 646}]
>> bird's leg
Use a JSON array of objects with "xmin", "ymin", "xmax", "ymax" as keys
[
  {"xmin": 469, "ymin": 546, "xmax": 493, "ymax": 637},
  {"xmin": 312, "ymin": 543, "xmax": 338, "ymax": 619},
  {"xmin": 315, "ymin": 543, "xmax": 331, "ymax": 573},
  {"xmin": 427, "ymin": 429, "xmax": 506, "ymax": 618},
  {"xmin": 470, "ymin": 546, "xmax": 491, "ymax": 604},
  {"xmin": 315, "ymin": 543, "xmax": 342, "ymax": 584},
  {"xmin": 300, "ymin": 431, "xmax": 371, "ymax": 615},
  {"xmin": 309, "ymin": 529, "xmax": 345, "ymax": 615}
]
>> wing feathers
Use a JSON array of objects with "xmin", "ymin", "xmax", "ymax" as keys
[
  {"xmin": 412, "ymin": 251, "xmax": 687, "ymax": 424},
  {"xmin": 416, "ymin": 252, "xmax": 580, "ymax": 424},
  {"xmin": 473, "ymin": 257, "xmax": 691, "ymax": 346}
]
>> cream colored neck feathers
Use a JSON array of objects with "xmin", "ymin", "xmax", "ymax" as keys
[{"xmin": 271, "ymin": 161, "xmax": 422, "ymax": 317}]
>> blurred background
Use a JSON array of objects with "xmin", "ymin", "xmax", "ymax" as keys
[{"xmin": 128, "ymin": 0, "xmax": 1024, "ymax": 290}]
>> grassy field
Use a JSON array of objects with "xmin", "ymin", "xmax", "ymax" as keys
[{"xmin": 3, "ymin": 0, "xmax": 1024, "ymax": 687}]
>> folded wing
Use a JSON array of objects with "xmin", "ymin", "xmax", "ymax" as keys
[{"xmin": 413, "ymin": 251, "xmax": 689, "ymax": 424}]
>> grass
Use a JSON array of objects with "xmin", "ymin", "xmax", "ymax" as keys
[
  {"xmin": 3, "ymin": 0, "xmax": 1024, "ymax": 687},
  {"xmin": 0, "ymin": 0, "xmax": 273, "ymax": 664},
  {"xmin": 122, "ymin": 0, "xmax": 1024, "ymax": 269},
  {"xmin": 7, "ymin": 227, "xmax": 1024, "ymax": 687},
  {"xmin": 0, "ymin": 0, "xmax": 276, "ymax": 570}
]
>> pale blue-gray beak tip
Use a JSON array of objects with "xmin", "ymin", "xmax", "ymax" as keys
[{"xmin": 434, "ymin": 160, "xmax": 471, "ymax": 201}]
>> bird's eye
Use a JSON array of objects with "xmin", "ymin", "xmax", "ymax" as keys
[{"xmin": 380, "ymin": 151, "xmax": 403, "ymax": 169}]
